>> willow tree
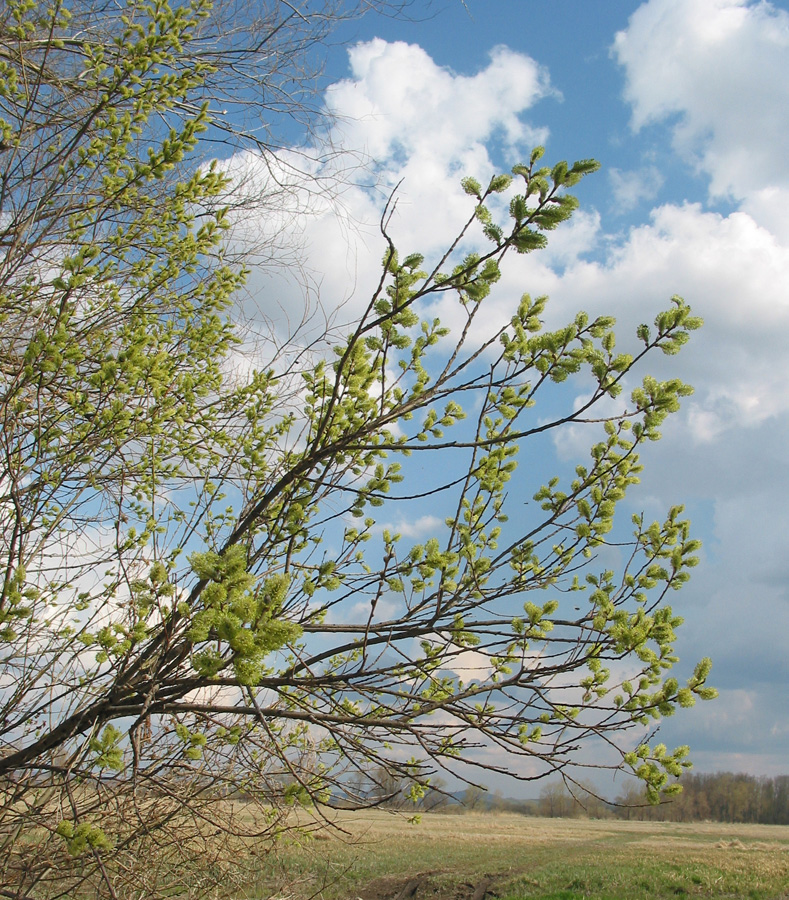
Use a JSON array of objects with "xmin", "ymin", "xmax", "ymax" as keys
[{"xmin": 0, "ymin": 1, "xmax": 715, "ymax": 897}]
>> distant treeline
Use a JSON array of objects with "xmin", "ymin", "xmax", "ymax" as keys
[
  {"xmin": 505, "ymin": 772, "xmax": 789, "ymax": 824},
  {"xmin": 610, "ymin": 772, "xmax": 789, "ymax": 824},
  {"xmin": 345, "ymin": 768, "xmax": 789, "ymax": 825}
]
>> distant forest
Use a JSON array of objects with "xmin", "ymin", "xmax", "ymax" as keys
[
  {"xmin": 369, "ymin": 770, "xmax": 789, "ymax": 825},
  {"xmin": 610, "ymin": 772, "xmax": 789, "ymax": 825}
]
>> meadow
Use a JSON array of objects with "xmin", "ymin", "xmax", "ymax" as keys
[{"xmin": 253, "ymin": 810, "xmax": 789, "ymax": 900}]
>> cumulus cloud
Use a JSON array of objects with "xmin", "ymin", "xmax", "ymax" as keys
[
  {"xmin": 544, "ymin": 202, "xmax": 789, "ymax": 444},
  {"xmin": 609, "ymin": 165, "xmax": 665, "ymax": 212},
  {"xmin": 442, "ymin": 647, "xmax": 495, "ymax": 681},
  {"xmin": 326, "ymin": 40, "xmax": 552, "ymax": 170},
  {"xmin": 225, "ymin": 40, "xmax": 554, "ymax": 343},
  {"xmin": 612, "ymin": 0, "xmax": 789, "ymax": 201},
  {"xmin": 375, "ymin": 514, "xmax": 445, "ymax": 539}
]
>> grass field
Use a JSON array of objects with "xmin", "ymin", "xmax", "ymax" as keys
[{"xmin": 252, "ymin": 811, "xmax": 789, "ymax": 900}]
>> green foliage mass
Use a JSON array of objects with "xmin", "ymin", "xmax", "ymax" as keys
[{"xmin": 0, "ymin": 1, "xmax": 716, "ymax": 895}]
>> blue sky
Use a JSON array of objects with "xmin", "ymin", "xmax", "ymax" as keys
[{"xmin": 224, "ymin": 0, "xmax": 789, "ymax": 789}]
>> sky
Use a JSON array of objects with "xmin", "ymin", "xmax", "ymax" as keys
[{"xmin": 223, "ymin": 0, "xmax": 789, "ymax": 789}]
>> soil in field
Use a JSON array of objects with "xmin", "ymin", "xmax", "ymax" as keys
[{"xmin": 354, "ymin": 870, "xmax": 504, "ymax": 900}]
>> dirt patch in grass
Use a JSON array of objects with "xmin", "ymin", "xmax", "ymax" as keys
[{"xmin": 354, "ymin": 870, "xmax": 513, "ymax": 900}]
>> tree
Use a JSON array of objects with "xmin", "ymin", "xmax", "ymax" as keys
[
  {"xmin": 459, "ymin": 784, "xmax": 488, "ymax": 812},
  {"xmin": 538, "ymin": 780, "xmax": 575, "ymax": 818},
  {"xmin": 1, "ymin": 1, "xmax": 716, "ymax": 897}
]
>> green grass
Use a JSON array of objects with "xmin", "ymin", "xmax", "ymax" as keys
[
  {"xmin": 501, "ymin": 850, "xmax": 782, "ymax": 900},
  {"xmin": 248, "ymin": 811, "xmax": 789, "ymax": 900},
  {"xmin": 500, "ymin": 827, "xmax": 789, "ymax": 900}
]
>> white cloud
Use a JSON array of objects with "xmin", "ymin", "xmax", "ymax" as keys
[
  {"xmin": 376, "ymin": 514, "xmax": 445, "ymax": 539},
  {"xmin": 740, "ymin": 186, "xmax": 789, "ymax": 244},
  {"xmin": 608, "ymin": 165, "xmax": 664, "ymax": 212},
  {"xmin": 223, "ymin": 40, "xmax": 554, "ymax": 347},
  {"xmin": 443, "ymin": 648, "xmax": 495, "ymax": 681},
  {"xmin": 348, "ymin": 595, "xmax": 401, "ymax": 624},
  {"xmin": 541, "ymin": 202, "xmax": 789, "ymax": 447},
  {"xmin": 327, "ymin": 40, "xmax": 552, "ymax": 169},
  {"xmin": 613, "ymin": 0, "xmax": 789, "ymax": 200},
  {"xmin": 605, "ymin": 0, "xmax": 789, "ymax": 460}
]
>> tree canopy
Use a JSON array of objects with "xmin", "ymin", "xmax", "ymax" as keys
[{"xmin": 0, "ymin": 1, "xmax": 715, "ymax": 897}]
